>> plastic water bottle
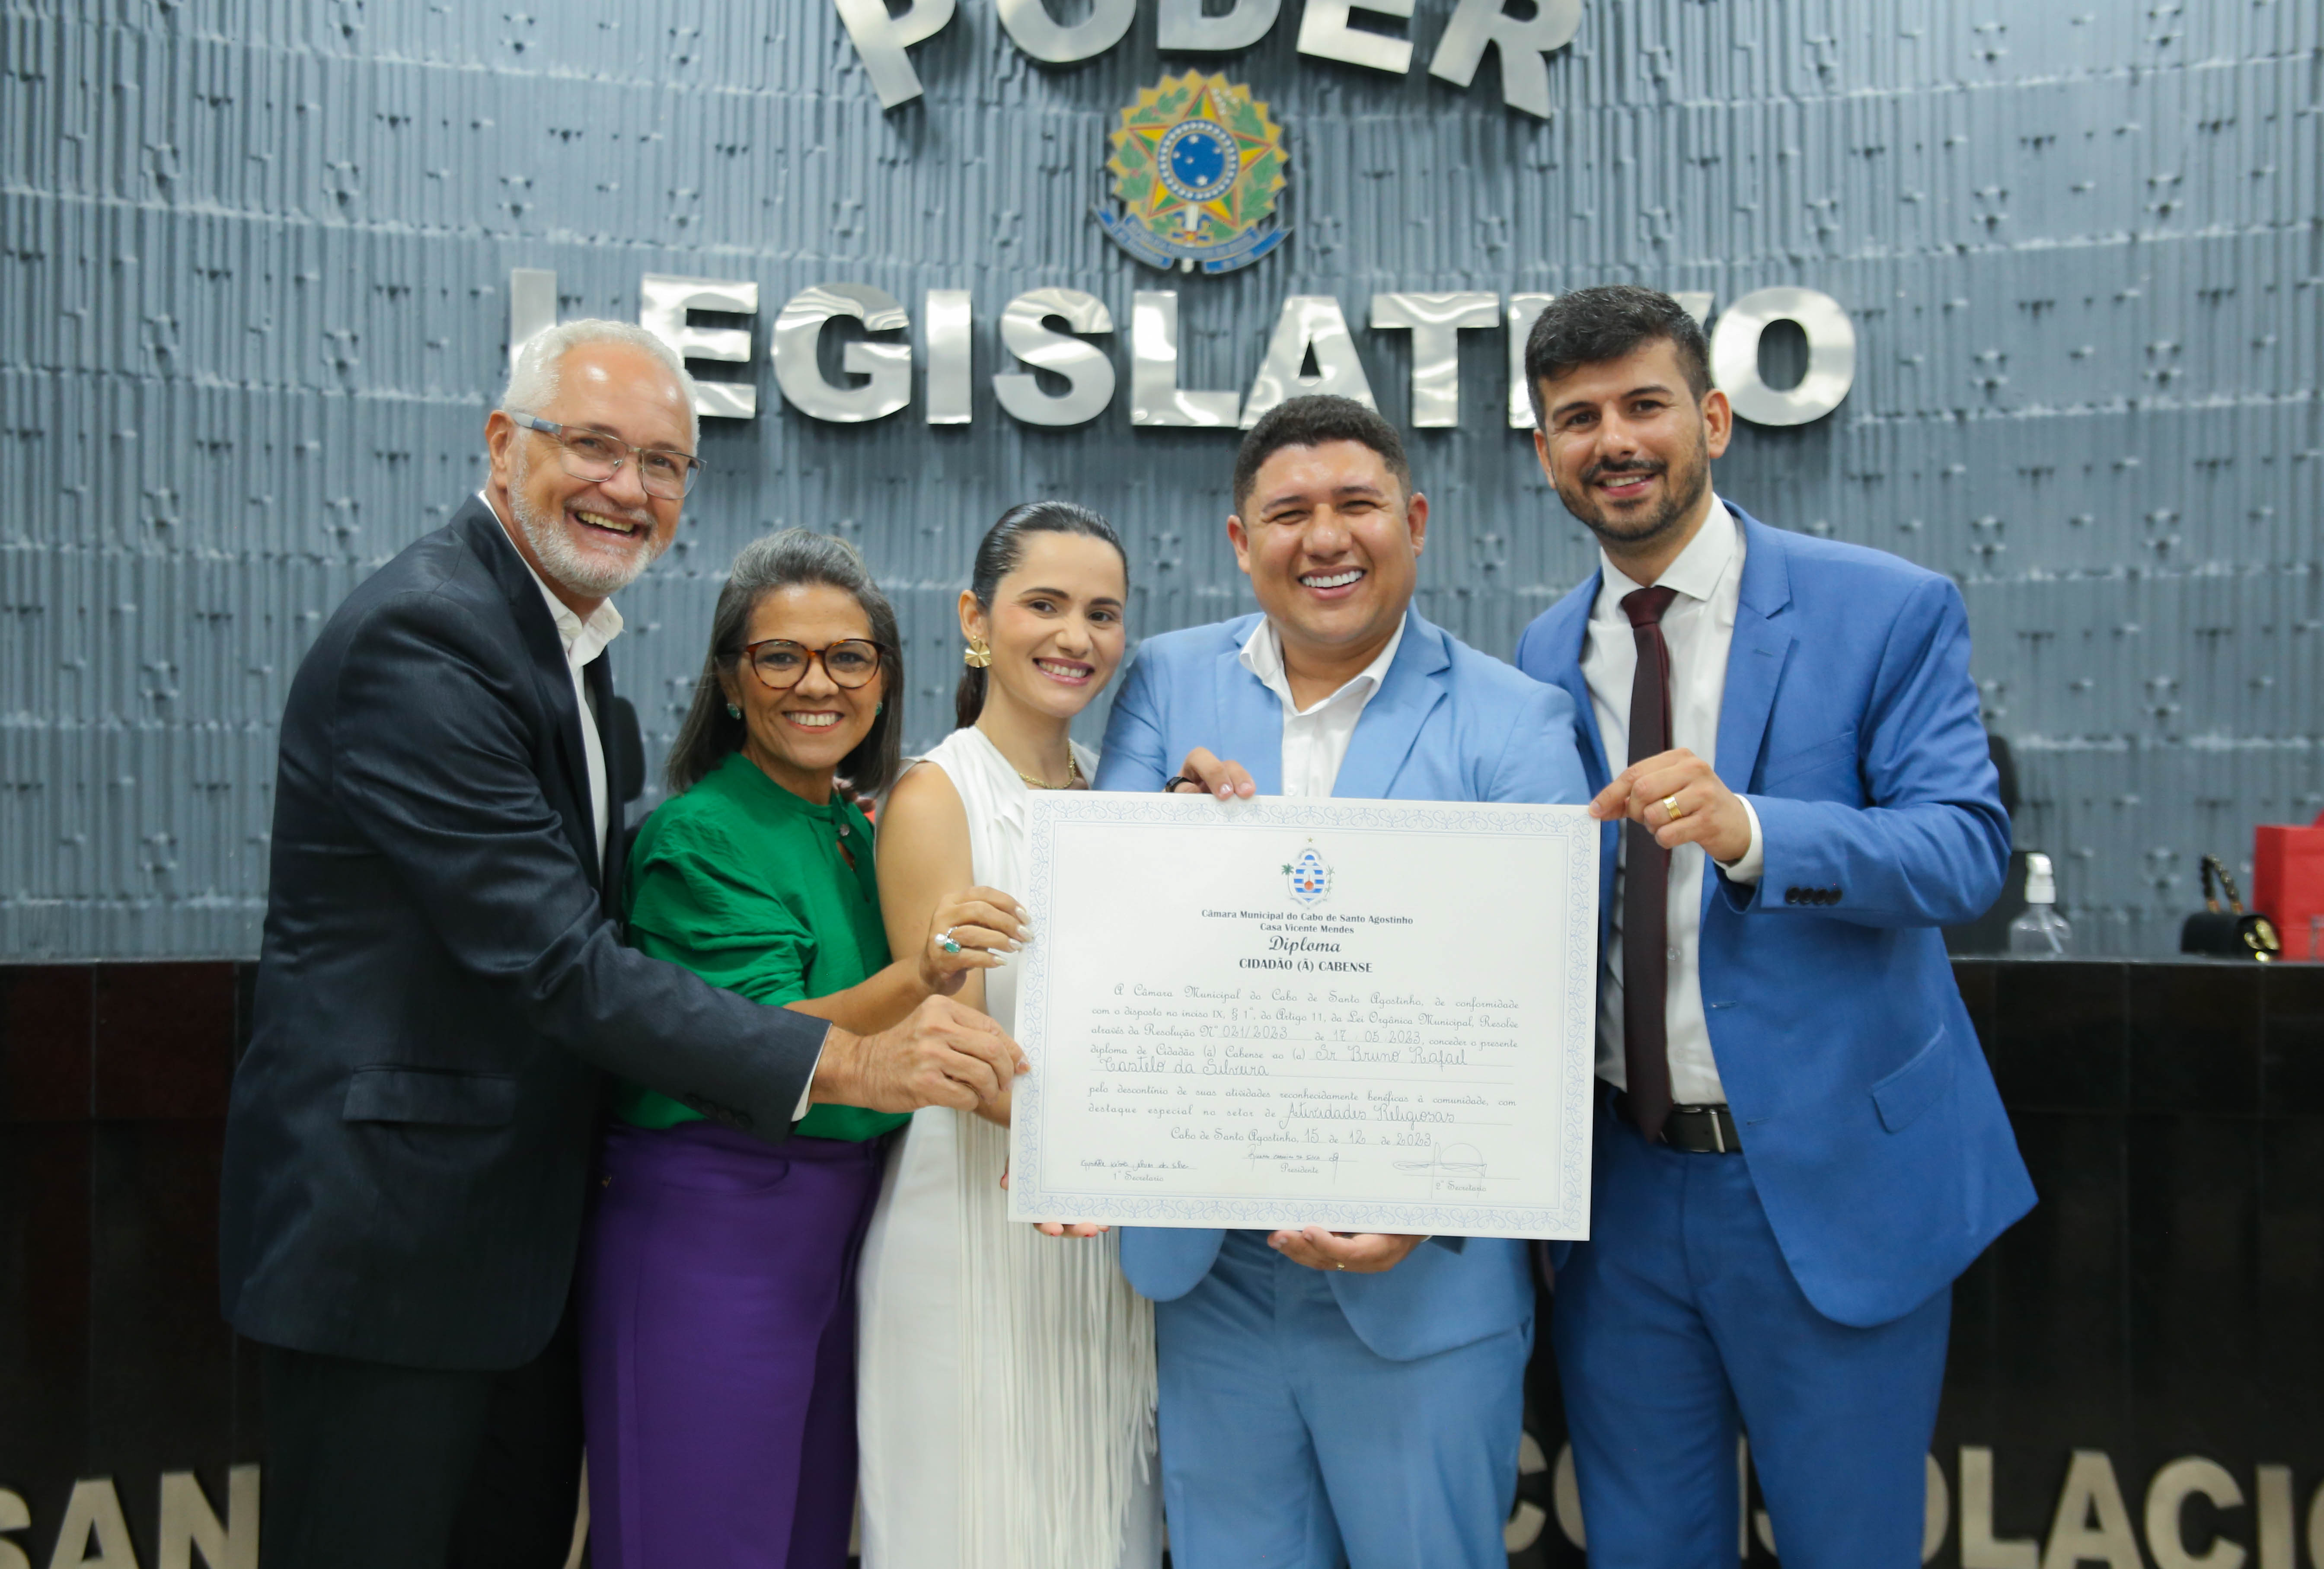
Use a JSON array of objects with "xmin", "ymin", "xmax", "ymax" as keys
[{"xmin": 2008, "ymin": 853, "xmax": 2075, "ymax": 957}]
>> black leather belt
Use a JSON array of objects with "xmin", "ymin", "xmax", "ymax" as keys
[{"xmin": 1611, "ymin": 1089, "xmax": 1743, "ymax": 1154}]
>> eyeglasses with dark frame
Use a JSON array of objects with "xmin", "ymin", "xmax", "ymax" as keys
[
  {"xmin": 508, "ymin": 412, "xmax": 706, "ymax": 500},
  {"xmin": 733, "ymin": 638, "xmax": 887, "ymax": 692}
]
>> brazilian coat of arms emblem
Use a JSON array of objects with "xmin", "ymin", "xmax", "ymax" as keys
[{"xmin": 1095, "ymin": 70, "xmax": 1289, "ymax": 275}]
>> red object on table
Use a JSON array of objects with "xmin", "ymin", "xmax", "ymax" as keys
[{"xmin": 2254, "ymin": 810, "xmax": 2324, "ymax": 961}]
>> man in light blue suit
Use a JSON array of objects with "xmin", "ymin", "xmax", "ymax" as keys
[
  {"xmin": 1095, "ymin": 396, "xmax": 1589, "ymax": 1569},
  {"xmin": 1512, "ymin": 287, "xmax": 2036, "ymax": 1567}
]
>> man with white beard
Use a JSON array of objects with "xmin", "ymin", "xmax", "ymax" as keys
[{"xmin": 218, "ymin": 320, "xmax": 1026, "ymax": 1569}]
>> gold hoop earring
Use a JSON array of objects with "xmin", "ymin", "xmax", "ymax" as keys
[{"xmin": 963, "ymin": 636, "xmax": 992, "ymax": 670}]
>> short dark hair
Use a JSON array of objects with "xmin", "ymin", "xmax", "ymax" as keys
[
  {"xmin": 1232, "ymin": 395, "xmax": 1414, "ymax": 515},
  {"xmin": 1523, "ymin": 285, "xmax": 1712, "ymax": 428},
  {"xmin": 667, "ymin": 529, "xmax": 903, "ymax": 796},
  {"xmin": 955, "ymin": 501, "xmax": 1127, "ymax": 730}
]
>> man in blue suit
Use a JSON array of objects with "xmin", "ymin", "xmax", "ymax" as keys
[
  {"xmin": 1095, "ymin": 395, "xmax": 1589, "ymax": 1569},
  {"xmin": 1512, "ymin": 286, "xmax": 2035, "ymax": 1567}
]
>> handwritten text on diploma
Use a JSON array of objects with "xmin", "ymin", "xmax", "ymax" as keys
[{"xmin": 1008, "ymin": 796, "xmax": 1601, "ymax": 1240}]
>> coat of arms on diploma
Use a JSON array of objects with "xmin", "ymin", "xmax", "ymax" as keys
[
  {"xmin": 1285, "ymin": 844, "xmax": 1332, "ymax": 906},
  {"xmin": 1096, "ymin": 70, "xmax": 1290, "ymax": 274}
]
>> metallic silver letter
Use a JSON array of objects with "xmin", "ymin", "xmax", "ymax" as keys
[
  {"xmin": 2253, "ymin": 1467, "xmax": 2292, "ymax": 1569},
  {"xmin": 832, "ymin": 0, "xmax": 956, "ymax": 110},
  {"xmin": 1296, "ymin": 0, "xmax": 1414, "ymax": 75},
  {"xmin": 997, "ymin": 0, "xmax": 1135, "ymax": 64},
  {"xmin": 508, "ymin": 268, "xmax": 557, "ymax": 370},
  {"xmin": 2143, "ymin": 1459, "xmax": 2245, "ymax": 1569},
  {"xmin": 1552, "ymin": 1442, "xmax": 1585, "ymax": 1548},
  {"xmin": 50, "ymin": 1481, "xmax": 136, "ymax": 1569},
  {"xmin": 1370, "ymin": 292, "xmax": 1498, "ymax": 428},
  {"xmin": 1242, "ymin": 296, "xmax": 1376, "ymax": 428},
  {"xmin": 2309, "ymin": 1473, "xmax": 2324, "ymax": 1569},
  {"xmin": 1708, "ymin": 286, "xmax": 1856, "ymax": 426},
  {"xmin": 772, "ymin": 284, "xmax": 913, "ymax": 423},
  {"xmin": 639, "ymin": 274, "xmax": 760, "ymax": 420},
  {"xmin": 1132, "ymin": 291, "xmax": 1240, "ymax": 429},
  {"xmin": 2042, "ymin": 1451, "xmax": 2142, "ymax": 1569},
  {"xmin": 924, "ymin": 289, "xmax": 974, "ymax": 425},
  {"xmin": 1958, "ymin": 1447, "xmax": 2037, "ymax": 1569},
  {"xmin": 1427, "ymin": 0, "xmax": 1580, "ymax": 118},
  {"xmin": 995, "ymin": 288, "xmax": 1115, "ymax": 427},
  {"xmin": 1925, "ymin": 1454, "xmax": 1951, "ymax": 1566},
  {"xmin": 1159, "ymin": 0, "xmax": 1280, "ymax": 51},
  {"xmin": 159, "ymin": 1466, "xmax": 260, "ymax": 1569},
  {"xmin": 1507, "ymin": 292, "xmax": 1554, "ymax": 429},
  {"xmin": 1674, "ymin": 290, "xmax": 1714, "ymax": 327},
  {"xmin": 0, "ymin": 1486, "xmax": 28, "ymax": 1569}
]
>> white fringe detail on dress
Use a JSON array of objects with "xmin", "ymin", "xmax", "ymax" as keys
[
  {"xmin": 858, "ymin": 726, "xmax": 1159, "ymax": 1569},
  {"xmin": 954, "ymin": 1108, "xmax": 1158, "ymax": 1569}
]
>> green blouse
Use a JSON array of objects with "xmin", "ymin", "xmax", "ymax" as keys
[{"xmin": 616, "ymin": 749, "xmax": 907, "ymax": 1142}]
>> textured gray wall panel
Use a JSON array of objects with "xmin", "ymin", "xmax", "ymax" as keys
[{"xmin": 0, "ymin": 0, "xmax": 2317, "ymax": 957}]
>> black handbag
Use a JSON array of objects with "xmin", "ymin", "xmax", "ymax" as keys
[{"xmin": 2179, "ymin": 855, "xmax": 2282, "ymax": 962}]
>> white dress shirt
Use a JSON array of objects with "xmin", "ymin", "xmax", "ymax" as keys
[
  {"xmin": 1239, "ymin": 615, "xmax": 1406, "ymax": 797},
  {"xmin": 484, "ymin": 493, "xmax": 623, "ymax": 864},
  {"xmin": 1583, "ymin": 501, "xmax": 1764, "ymax": 1106},
  {"xmin": 485, "ymin": 495, "xmax": 829, "ymax": 1121}
]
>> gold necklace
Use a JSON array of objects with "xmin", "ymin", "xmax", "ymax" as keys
[{"xmin": 1017, "ymin": 754, "xmax": 1083, "ymax": 791}]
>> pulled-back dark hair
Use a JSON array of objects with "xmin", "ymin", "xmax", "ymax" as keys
[
  {"xmin": 1523, "ymin": 285, "xmax": 1713, "ymax": 428},
  {"xmin": 956, "ymin": 501, "xmax": 1127, "ymax": 730},
  {"xmin": 1232, "ymin": 395, "xmax": 1413, "ymax": 515},
  {"xmin": 668, "ymin": 529, "xmax": 904, "ymax": 795}
]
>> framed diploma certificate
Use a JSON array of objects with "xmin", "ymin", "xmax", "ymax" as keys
[{"xmin": 1007, "ymin": 793, "xmax": 1601, "ymax": 1240}]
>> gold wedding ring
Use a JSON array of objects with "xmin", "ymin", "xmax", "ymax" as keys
[{"xmin": 1663, "ymin": 794, "xmax": 1687, "ymax": 821}]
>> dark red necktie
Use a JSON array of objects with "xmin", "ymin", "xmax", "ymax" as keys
[{"xmin": 1620, "ymin": 585, "xmax": 1679, "ymax": 1141}]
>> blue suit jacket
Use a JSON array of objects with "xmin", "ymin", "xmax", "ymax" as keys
[
  {"xmin": 1094, "ymin": 609, "xmax": 1590, "ymax": 1361},
  {"xmin": 1514, "ymin": 507, "xmax": 2035, "ymax": 1328}
]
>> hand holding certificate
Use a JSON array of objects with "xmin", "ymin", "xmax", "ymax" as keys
[{"xmin": 1007, "ymin": 792, "xmax": 1601, "ymax": 1240}]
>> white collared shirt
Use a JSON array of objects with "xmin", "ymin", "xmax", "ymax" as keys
[
  {"xmin": 484, "ymin": 493, "xmax": 822, "ymax": 1124},
  {"xmin": 480, "ymin": 492, "xmax": 623, "ymax": 866},
  {"xmin": 1239, "ymin": 615, "xmax": 1407, "ymax": 797},
  {"xmin": 1581, "ymin": 500, "xmax": 1764, "ymax": 1106}
]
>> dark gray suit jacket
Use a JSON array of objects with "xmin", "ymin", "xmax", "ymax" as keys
[{"xmin": 220, "ymin": 498, "xmax": 828, "ymax": 1370}]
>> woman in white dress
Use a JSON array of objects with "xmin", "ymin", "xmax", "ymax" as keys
[{"xmin": 857, "ymin": 503, "xmax": 1162, "ymax": 1569}]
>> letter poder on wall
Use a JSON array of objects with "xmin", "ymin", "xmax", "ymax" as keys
[
  {"xmin": 1158, "ymin": 0, "xmax": 1281, "ymax": 52},
  {"xmin": 830, "ymin": 0, "xmax": 956, "ymax": 108},
  {"xmin": 831, "ymin": 0, "xmax": 1583, "ymax": 116},
  {"xmin": 1427, "ymin": 0, "xmax": 1584, "ymax": 118}
]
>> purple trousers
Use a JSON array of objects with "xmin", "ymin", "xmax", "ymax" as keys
[{"xmin": 578, "ymin": 1120, "xmax": 888, "ymax": 1569}]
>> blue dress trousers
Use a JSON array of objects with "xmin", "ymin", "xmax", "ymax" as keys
[
  {"xmin": 1096, "ymin": 609, "xmax": 1590, "ymax": 1569},
  {"xmin": 1515, "ymin": 510, "xmax": 2036, "ymax": 1569}
]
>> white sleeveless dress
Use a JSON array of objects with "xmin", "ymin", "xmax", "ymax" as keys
[{"xmin": 856, "ymin": 726, "xmax": 1162, "ymax": 1569}]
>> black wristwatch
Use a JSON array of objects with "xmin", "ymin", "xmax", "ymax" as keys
[{"xmin": 1162, "ymin": 775, "xmax": 1194, "ymax": 794}]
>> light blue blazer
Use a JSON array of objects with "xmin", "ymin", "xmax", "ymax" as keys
[
  {"xmin": 1515, "ymin": 507, "xmax": 2036, "ymax": 1328},
  {"xmin": 1094, "ymin": 608, "xmax": 1590, "ymax": 1361}
]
